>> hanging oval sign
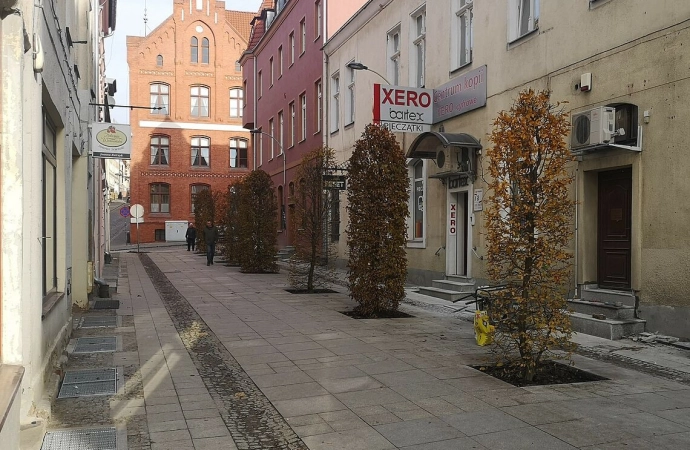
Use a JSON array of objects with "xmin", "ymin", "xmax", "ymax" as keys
[{"xmin": 96, "ymin": 125, "xmax": 128, "ymax": 147}]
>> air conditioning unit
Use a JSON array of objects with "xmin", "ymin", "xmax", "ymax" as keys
[{"xmin": 571, "ymin": 106, "xmax": 615, "ymax": 149}]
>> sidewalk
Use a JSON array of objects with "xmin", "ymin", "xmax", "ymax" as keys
[{"xmin": 38, "ymin": 248, "xmax": 690, "ymax": 449}]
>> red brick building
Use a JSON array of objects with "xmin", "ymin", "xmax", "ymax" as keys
[{"xmin": 127, "ymin": 0, "xmax": 253, "ymax": 242}]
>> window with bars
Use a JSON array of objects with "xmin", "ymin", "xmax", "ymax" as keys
[
  {"xmin": 230, "ymin": 138, "xmax": 248, "ymax": 168},
  {"xmin": 229, "ymin": 87, "xmax": 243, "ymax": 118},
  {"xmin": 150, "ymin": 135, "xmax": 170, "ymax": 165},
  {"xmin": 150, "ymin": 183, "xmax": 170, "ymax": 213},
  {"xmin": 190, "ymin": 85, "xmax": 209, "ymax": 117},
  {"xmin": 191, "ymin": 136, "xmax": 210, "ymax": 167},
  {"xmin": 150, "ymin": 83, "xmax": 169, "ymax": 115}
]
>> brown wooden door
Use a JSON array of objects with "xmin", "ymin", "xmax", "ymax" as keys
[{"xmin": 598, "ymin": 168, "xmax": 632, "ymax": 289}]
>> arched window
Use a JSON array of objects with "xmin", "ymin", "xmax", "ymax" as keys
[
  {"xmin": 150, "ymin": 135, "xmax": 170, "ymax": 165},
  {"xmin": 190, "ymin": 85, "xmax": 210, "ymax": 117},
  {"xmin": 229, "ymin": 87, "xmax": 243, "ymax": 118},
  {"xmin": 156, "ymin": 55, "xmax": 163, "ymax": 66},
  {"xmin": 412, "ymin": 160, "xmax": 424, "ymax": 239},
  {"xmin": 190, "ymin": 37, "xmax": 198, "ymax": 63},
  {"xmin": 229, "ymin": 138, "xmax": 248, "ymax": 168},
  {"xmin": 150, "ymin": 183, "xmax": 170, "ymax": 213},
  {"xmin": 201, "ymin": 37, "xmax": 209, "ymax": 64},
  {"xmin": 190, "ymin": 184, "xmax": 210, "ymax": 213}
]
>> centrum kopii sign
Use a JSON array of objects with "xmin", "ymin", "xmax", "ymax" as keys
[
  {"xmin": 432, "ymin": 65, "xmax": 487, "ymax": 124},
  {"xmin": 373, "ymin": 84, "xmax": 433, "ymax": 133},
  {"xmin": 91, "ymin": 123, "xmax": 132, "ymax": 159}
]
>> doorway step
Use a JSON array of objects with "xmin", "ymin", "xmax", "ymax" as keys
[
  {"xmin": 418, "ymin": 276, "xmax": 476, "ymax": 302},
  {"xmin": 568, "ymin": 285, "xmax": 645, "ymax": 340},
  {"xmin": 276, "ymin": 246, "xmax": 295, "ymax": 261}
]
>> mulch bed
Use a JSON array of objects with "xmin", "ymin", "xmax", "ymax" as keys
[
  {"xmin": 341, "ymin": 309, "xmax": 414, "ymax": 319},
  {"xmin": 285, "ymin": 288, "xmax": 338, "ymax": 294},
  {"xmin": 471, "ymin": 360, "xmax": 608, "ymax": 387}
]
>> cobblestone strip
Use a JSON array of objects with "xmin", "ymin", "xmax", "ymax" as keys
[
  {"xmin": 139, "ymin": 253, "xmax": 308, "ymax": 450},
  {"xmin": 576, "ymin": 347, "xmax": 690, "ymax": 385}
]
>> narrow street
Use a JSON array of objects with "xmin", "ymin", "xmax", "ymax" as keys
[{"xmin": 34, "ymin": 248, "xmax": 690, "ymax": 450}]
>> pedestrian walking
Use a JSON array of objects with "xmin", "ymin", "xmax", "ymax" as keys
[
  {"xmin": 185, "ymin": 223, "xmax": 197, "ymax": 251},
  {"xmin": 203, "ymin": 220, "xmax": 219, "ymax": 266}
]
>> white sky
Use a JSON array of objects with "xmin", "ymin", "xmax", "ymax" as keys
[{"xmin": 107, "ymin": 0, "xmax": 262, "ymax": 124}]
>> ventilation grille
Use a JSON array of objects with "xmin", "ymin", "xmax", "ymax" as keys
[
  {"xmin": 80, "ymin": 316, "xmax": 118, "ymax": 328},
  {"xmin": 42, "ymin": 427, "xmax": 117, "ymax": 450},
  {"xmin": 73, "ymin": 337, "xmax": 117, "ymax": 354},
  {"xmin": 58, "ymin": 368, "xmax": 119, "ymax": 398}
]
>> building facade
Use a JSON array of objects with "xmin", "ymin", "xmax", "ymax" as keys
[
  {"xmin": 325, "ymin": 0, "xmax": 690, "ymax": 338},
  {"xmin": 0, "ymin": 0, "xmax": 110, "ymax": 443},
  {"xmin": 127, "ymin": 0, "xmax": 253, "ymax": 243}
]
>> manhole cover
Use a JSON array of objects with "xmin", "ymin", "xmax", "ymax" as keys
[
  {"xmin": 93, "ymin": 300, "xmax": 120, "ymax": 310},
  {"xmin": 80, "ymin": 316, "xmax": 118, "ymax": 328},
  {"xmin": 73, "ymin": 337, "xmax": 117, "ymax": 353},
  {"xmin": 58, "ymin": 368, "xmax": 119, "ymax": 398},
  {"xmin": 42, "ymin": 427, "xmax": 117, "ymax": 450}
]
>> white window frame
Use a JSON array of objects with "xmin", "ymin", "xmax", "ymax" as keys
[
  {"xmin": 278, "ymin": 45, "xmax": 283, "ymax": 77},
  {"xmin": 269, "ymin": 56, "xmax": 274, "ymax": 87},
  {"xmin": 387, "ymin": 25, "xmax": 401, "ymax": 86},
  {"xmin": 315, "ymin": 0, "xmax": 323, "ymax": 40},
  {"xmin": 315, "ymin": 79, "xmax": 322, "ymax": 133},
  {"xmin": 407, "ymin": 159, "xmax": 426, "ymax": 247},
  {"xmin": 508, "ymin": 0, "xmax": 539, "ymax": 42},
  {"xmin": 411, "ymin": 7, "xmax": 426, "ymax": 88},
  {"xmin": 346, "ymin": 61, "xmax": 355, "ymax": 125},
  {"xmin": 269, "ymin": 117, "xmax": 275, "ymax": 159},
  {"xmin": 300, "ymin": 93, "xmax": 307, "ymax": 141},
  {"xmin": 278, "ymin": 110, "xmax": 284, "ymax": 154},
  {"xmin": 258, "ymin": 70, "xmax": 263, "ymax": 98},
  {"xmin": 330, "ymin": 72, "xmax": 340, "ymax": 133},
  {"xmin": 289, "ymin": 101, "xmax": 296, "ymax": 147},
  {"xmin": 289, "ymin": 31, "xmax": 295, "ymax": 65},
  {"xmin": 300, "ymin": 18, "xmax": 306, "ymax": 55},
  {"xmin": 451, "ymin": 0, "xmax": 473, "ymax": 70},
  {"xmin": 229, "ymin": 87, "xmax": 243, "ymax": 118}
]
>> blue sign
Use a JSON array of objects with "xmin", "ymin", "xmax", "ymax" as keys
[{"xmin": 119, "ymin": 206, "xmax": 130, "ymax": 218}]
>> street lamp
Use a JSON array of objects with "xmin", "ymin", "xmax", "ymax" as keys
[
  {"xmin": 346, "ymin": 61, "xmax": 391, "ymax": 85},
  {"xmin": 249, "ymin": 128, "xmax": 287, "ymax": 229}
]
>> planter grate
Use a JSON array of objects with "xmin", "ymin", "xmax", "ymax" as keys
[
  {"xmin": 58, "ymin": 368, "xmax": 118, "ymax": 398},
  {"xmin": 74, "ymin": 337, "xmax": 117, "ymax": 353},
  {"xmin": 93, "ymin": 300, "xmax": 120, "ymax": 310},
  {"xmin": 41, "ymin": 427, "xmax": 117, "ymax": 450}
]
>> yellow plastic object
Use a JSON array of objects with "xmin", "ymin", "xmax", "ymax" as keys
[{"xmin": 474, "ymin": 310, "xmax": 495, "ymax": 346}]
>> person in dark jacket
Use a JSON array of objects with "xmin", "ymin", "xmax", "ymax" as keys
[
  {"xmin": 203, "ymin": 221, "xmax": 219, "ymax": 266},
  {"xmin": 185, "ymin": 223, "xmax": 197, "ymax": 251}
]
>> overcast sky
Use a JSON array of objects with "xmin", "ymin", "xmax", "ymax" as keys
[{"xmin": 107, "ymin": 0, "xmax": 262, "ymax": 124}]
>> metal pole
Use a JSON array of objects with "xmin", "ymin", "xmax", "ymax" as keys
[{"xmin": 136, "ymin": 219, "xmax": 140, "ymax": 253}]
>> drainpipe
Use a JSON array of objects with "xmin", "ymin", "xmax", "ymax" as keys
[
  {"xmin": 252, "ymin": 54, "xmax": 257, "ymax": 170},
  {"xmin": 574, "ymin": 166, "xmax": 579, "ymax": 299}
]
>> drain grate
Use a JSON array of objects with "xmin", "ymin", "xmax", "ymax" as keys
[
  {"xmin": 42, "ymin": 427, "xmax": 117, "ymax": 450},
  {"xmin": 58, "ymin": 368, "xmax": 119, "ymax": 398},
  {"xmin": 80, "ymin": 316, "xmax": 117, "ymax": 328},
  {"xmin": 93, "ymin": 300, "xmax": 120, "ymax": 310},
  {"xmin": 74, "ymin": 337, "xmax": 117, "ymax": 353}
]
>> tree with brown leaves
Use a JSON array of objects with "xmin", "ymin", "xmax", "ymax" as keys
[
  {"xmin": 236, "ymin": 170, "xmax": 278, "ymax": 273},
  {"xmin": 485, "ymin": 89, "xmax": 575, "ymax": 381},
  {"xmin": 347, "ymin": 124, "xmax": 409, "ymax": 317}
]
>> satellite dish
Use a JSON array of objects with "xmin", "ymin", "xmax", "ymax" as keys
[{"xmin": 436, "ymin": 149, "xmax": 446, "ymax": 169}]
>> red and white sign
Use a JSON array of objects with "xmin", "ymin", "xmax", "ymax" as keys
[
  {"xmin": 448, "ymin": 203, "xmax": 457, "ymax": 235},
  {"xmin": 373, "ymin": 84, "xmax": 433, "ymax": 133}
]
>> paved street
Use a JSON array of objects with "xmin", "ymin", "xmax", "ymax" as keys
[{"xmin": 45, "ymin": 248, "xmax": 690, "ymax": 449}]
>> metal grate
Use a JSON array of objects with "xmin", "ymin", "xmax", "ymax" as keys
[
  {"xmin": 93, "ymin": 300, "xmax": 120, "ymax": 310},
  {"xmin": 80, "ymin": 316, "xmax": 118, "ymax": 328},
  {"xmin": 74, "ymin": 337, "xmax": 117, "ymax": 353},
  {"xmin": 58, "ymin": 368, "xmax": 118, "ymax": 398},
  {"xmin": 41, "ymin": 427, "xmax": 117, "ymax": 450}
]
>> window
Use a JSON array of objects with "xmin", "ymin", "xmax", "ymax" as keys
[
  {"xmin": 42, "ymin": 109, "xmax": 57, "ymax": 296},
  {"xmin": 230, "ymin": 138, "xmax": 248, "ymax": 168},
  {"xmin": 411, "ymin": 7, "xmax": 426, "ymax": 87},
  {"xmin": 346, "ymin": 63, "xmax": 355, "ymax": 125},
  {"xmin": 329, "ymin": 190, "xmax": 339, "ymax": 242},
  {"xmin": 315, "ymin": 79, "xmax": 322, "ymax": 133},
  {"xmin": 387, "ymin": 26, "xmax": 401, "ymax": 85},
  {"xmin": 150, "ymin": 83, "xmax": 169, "ymax": 115},
  {"xmin": 289, "ymin": 101, "xmax": 295, "ymax": 147},
  {"xmin": 278, "ymin": 110, "xmax": 284, "ymax": 153},
  {"xmin": 154, "ymin": 229, "xmax": 166, "ymax": 241},
  {"xmin": 150, "ymin": 135, "xmax": 170, "ymax": 165},
  {"xmin": 331, "ymin": 72, "xmax": 339, "ymax": 132},
  {"xmin": 411, "ymin": 160, "xmax": 425, "ymax": 239},
  {"xmin": 300, "ymin": 18, "xmax": 306, "ymax": 55},
  {"xmin": 235, "ymin": 60, "xmax": 241, "ymax": 72},
  {"xmin": 191, "ymin": 136, "xmax": 210, "ymax": 167},
  {"xmin": 191, "ymin": 37, "xmax": 198, "ymax": 63},
  {"xmin": 269, "ymin": 57, "xmax": 274, "ymax": 86},
  {"xmin": 191, "ymin": 184, "xmax": 210, "ymax": 213},
  {"xmin": 156, "ymin": 55, "xmax": 163, "ymax": 66},
  {"xmin": 315, "ymin": 0, "xmax": 322, "ymax": 39},
  {"xmin": 278, "ymin": 46, "xmax": 283, "ymax": 77},
  {"xmin": 509, "ymin": 0, "xmax": 539, "ymax": 41},
  {"xmin": 269, "ymin": 117, "xmax": 275, "ymax": 158},
  {"xmin": 258, "ymin": 71, "xmax": 263, "ymax": 98},
  {"xmin": 190, "ymin": 85, "xmax": 209, "ymax": 117},
  {"xmin": 229, "ymin": 87, "xmax": 243, "ymax": 118},
  {"xmin": 289, "ymin": 32, "xmax": 295, "ymax": 65},
  {"xmin": 201, "ymin": 37, "xmax": 209, "ymax": 64},
  {"xmin": 150, "ymin": 183, "xmax": 170, "ymax": 213},
  {"xmin": 452, "ymin": 0, "xmax": 473, "ymax": 69},
  {"xmin": 300, "ymin": 93, "xmax": 307, "ymax": 141}
]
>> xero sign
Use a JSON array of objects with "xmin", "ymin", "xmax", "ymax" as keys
[{"xmin": 374, "ymin": 84, "xmax": 433, "ymax": 134}]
